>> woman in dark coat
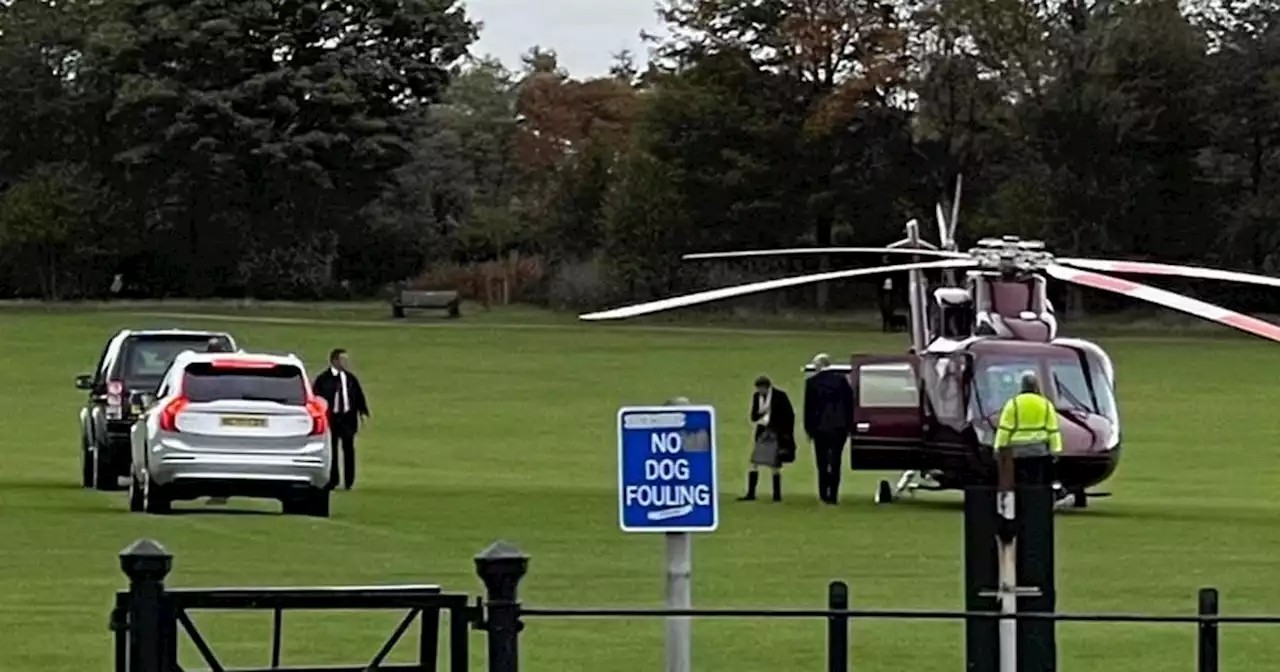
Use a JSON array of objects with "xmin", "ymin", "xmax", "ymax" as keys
[{"xmin": 739, "ymin": 375, "xmax": 796, "ymax": 502}]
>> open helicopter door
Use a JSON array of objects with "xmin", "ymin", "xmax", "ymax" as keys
[{"xmin": 849, "ymin": 354, "xmax": 925, "ymax": 470}]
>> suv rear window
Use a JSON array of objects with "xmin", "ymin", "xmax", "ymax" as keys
[
  {"xmin": 182, "ymin": 363, "xmax": 307, "ymax": 405},
  {"xmin": 117, "ymin": 337, "xmax": 227, "ymax": 384}
]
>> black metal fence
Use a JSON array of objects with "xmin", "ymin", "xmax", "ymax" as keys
[{"xmin": 112, "ymin": 538, "xmax": 1272, "ymax": 672}]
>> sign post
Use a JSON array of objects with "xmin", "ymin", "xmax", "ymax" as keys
[{"xmin": 618, "ymin": 405, "xmax": 718, "ymax": 672}]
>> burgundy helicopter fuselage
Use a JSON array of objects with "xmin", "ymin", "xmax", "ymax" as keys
[
  {"xmin": 839, "ymin": 338, "xmax": 1120, "ymax": 494},
  {"xmin": 831, "ymin": 273, "xmax": 1122, "ymax": 495}
]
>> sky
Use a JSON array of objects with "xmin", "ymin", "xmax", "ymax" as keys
[{"xmin": 465, "ymin": 0, "xmax": 665, "ymax": 78}]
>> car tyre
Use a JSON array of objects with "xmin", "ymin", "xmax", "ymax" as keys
[
  {"xmin": 128, "ymin": 473, "xmax": 144, "ymax": 512},
  {"xmin": 80, "ymin": 435, "xmax": 94, "ymax": 488},
  {"xmin": 306, "ymin": 489, "xmax": 330, "ymax": 518},
  {"xmin": 142, "ymin": 473, "xmax": 171, "ymax": 515},
  {"xmin": 92, "ymin": 442, "xmax": 121, "ymax": 492},
  {"xmin": 280, "ymin": 496, "xmax": 306, "ymax": 515}
]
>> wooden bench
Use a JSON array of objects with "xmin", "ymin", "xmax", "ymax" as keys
[{"xmin": 392, "ymin": 289, "xmax": 461, "ymax": 319}]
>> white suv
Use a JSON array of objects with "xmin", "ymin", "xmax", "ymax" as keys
[{"xmin": 128, "ymin": 351, "xmax": 331, "ymax": 516}]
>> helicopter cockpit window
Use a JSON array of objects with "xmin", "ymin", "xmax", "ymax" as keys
[
  {"xmin": 1082, "ymin": 350, "xmax": 1119, "ymax": 427},
  {"xmin": 858, "ymin": 364, "xmax": 918, "ymax": 407},
  {"xmin": 969, "ymin": 355, "xmax": 1106, "ymax": 421}
]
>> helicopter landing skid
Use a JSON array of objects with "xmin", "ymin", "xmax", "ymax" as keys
[
  {"xmin": 875, "ymin": 470, "xmax": 946, "ymax": 504},
  {"xmin": 874, "ymin": 473, "xmax": 1112, "ymax": 509},
  {"xmin": 1052, "ymin": 482, "xmax": 1112, "ymax": 510}
]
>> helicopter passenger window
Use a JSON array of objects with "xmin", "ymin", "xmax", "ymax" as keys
[{"xmin": 858, "ymin": 364, "xmax": 918, "ymax": 407}]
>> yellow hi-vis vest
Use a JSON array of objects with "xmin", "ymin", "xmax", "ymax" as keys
[{"xmin": 993, "ymin": 392, "xmax": 1063, "ymax": 454}]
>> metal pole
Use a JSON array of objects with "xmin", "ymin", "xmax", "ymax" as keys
[
  {"xmin": 1198, "ymin": 588, "xmax": 1219, "ymax": 672},
  {"xmin": 905, "ymin": 219, "xmax": 928, "ymax": 351},
  {"xmin": 119, "ymin": 539, "xmax": 174, "ymax": 672},
  {"xmin": 665, "ymin": 532, "xmax": 692, "ymax": 672},
  {"xmin": 826, "ymin": 581, "xmax": 849, "ymax": 672},
  {"xmin": 474, "ymin": 541, "xmax": 529, "ymax": 672},
  {"xmin": 996, "ymin": 491, "xmax": 1017, "ymax": 672}
]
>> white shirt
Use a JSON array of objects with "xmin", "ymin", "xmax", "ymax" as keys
[{"xmin": 330, "ymin": 367, "xmax": 350, "ymax": 413}]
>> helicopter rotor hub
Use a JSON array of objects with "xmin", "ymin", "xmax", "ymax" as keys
[{"xmin": 968, "ymin": 235, "xmax": 1054, "ymax": 276}]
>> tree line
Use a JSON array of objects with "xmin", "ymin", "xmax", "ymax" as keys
[{"xmin": 1, "ymin": 0, "xmax": 1277, "ymax": 314}]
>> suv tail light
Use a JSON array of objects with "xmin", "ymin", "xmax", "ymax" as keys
[
  {"xmin": 305, "ymin": 397, "xmax": 328, "ymax": 436},
  {"xmin": 159, "ymin": 396, "xmax": 190, "ymax": 432},
  {"xmin": 106, "ymin": 380, "xmax": 125, "ymax": 419}
]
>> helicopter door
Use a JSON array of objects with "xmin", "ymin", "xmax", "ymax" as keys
[{"xmin": 849, "ymin": 355, "xmax": 925, "ymax": 470}]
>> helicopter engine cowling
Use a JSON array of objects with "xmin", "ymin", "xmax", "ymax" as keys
[
  {"xmin": 972, "ymin": 275, "xmax": 1057, "ymax": 342},
  {"xmin": 932, "ymin": 287, "xmax": 974, "ymax": 339}
]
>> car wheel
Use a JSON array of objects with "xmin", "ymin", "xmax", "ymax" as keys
[
  {"xmin": 280, "ymin": 497, "xmax": 305, "ymax": 515},
  {"xmin": 306, "ymin": 489, "xmax": 330, "ymax": 518},
  {"xmin": 93, "ymin": 442, "xmax": 120, "ymax": 491},
  {"xmin": 128, "ymin": 473, "xmax": 144, "ymax": 512},
  {"xmin": 80, "ymin": 435, "xmax": 94, "ymax": 488},
  {"xmin": 142, "ymin": 473, "xmax": 170, "ymax": 515}
]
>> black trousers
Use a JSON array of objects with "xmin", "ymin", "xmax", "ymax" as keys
[
  {"xmin": 1014, "ymin": 455, "xmax": 1053, "ymax": 488},
  {"xmin": 813, "ymin": 432, "xmax": 848, "ymax": 501},
  {"xmin": 328, "ymin": 413, "xmax": 358, "ymax": 489}
]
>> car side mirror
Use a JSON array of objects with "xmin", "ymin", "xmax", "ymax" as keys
[{"xmin": 75, "ymin": 375, "xmax": 93, "ymax": 390}]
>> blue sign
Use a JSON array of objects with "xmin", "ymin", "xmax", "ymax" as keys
[{"xmin": 617, "ymin": 405, "xmax": 718, "ymax": 533}]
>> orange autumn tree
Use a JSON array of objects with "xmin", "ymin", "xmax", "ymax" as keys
[
  {"xmin": 652, "ymin": 0, "xmax": 913, "ymax": 306},
  {"xmin": 511, "ymin": 47, "xmax": 642, "ymax": 261}
]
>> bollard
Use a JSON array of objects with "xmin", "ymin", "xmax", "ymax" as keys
[
  {"xmin": 1198, "ymin": 588, "xmax": 1219, "ymax": 672},
  {"xmin": 826, "ymin": 581, "xmax": 849, "ymax": 672},
  {"xmin": 119, "ymin": 539, "xmax": 175, "ymax": 672},
  {"xmin": 475, "ymin": 540, "xmax": 530, "ymax": 672}
]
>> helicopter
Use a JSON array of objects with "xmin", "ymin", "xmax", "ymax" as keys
[{"xmin": 579, "ymin": 177, "xmax": 1280, "ymax": 508}]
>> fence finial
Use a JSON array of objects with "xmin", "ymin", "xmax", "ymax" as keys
[{"xmin": 120, "ymin": 538, "xmax": 172, "ymax": 580}]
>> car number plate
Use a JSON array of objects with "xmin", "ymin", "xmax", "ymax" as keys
[{"xmin": 221, "ymin": 416, "xmax": 267, "ymax": 428}]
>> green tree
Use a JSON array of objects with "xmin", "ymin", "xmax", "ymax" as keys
[
  {"xmin": 0, "ymin": 162, "xmax": 101, "ymax": 299},
  {"xmin": 85, "ymin": 0, "xmax": 476, "ymax": 295}
]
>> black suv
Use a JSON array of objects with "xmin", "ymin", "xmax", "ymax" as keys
[{"xmin": 76, "ymin": 329, "xmax": 239, "ymax": 490}]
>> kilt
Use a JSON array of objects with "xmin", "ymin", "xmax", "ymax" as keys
[{"xmin": 751, "ymin": 428, "xmax": 780, "ymax": 468}]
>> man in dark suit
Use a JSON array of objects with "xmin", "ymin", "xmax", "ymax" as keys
[
  {"xmin": 312, "ymin": 348, "xmax": 370, "ymax": 490},
  {"xmin": 804, "ymin": 353, "xmax": 854, "ymax": 504}
]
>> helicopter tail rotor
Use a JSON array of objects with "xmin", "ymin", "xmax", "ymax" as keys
[
  {"xmin": 580, "ymin": 258, "xmax": 976, "ymax": 321},
  {"xmin": 1045, "ymin": 264, "xmax": 1280, "ymax": 343},
  {"xmin": 1056, "ymin": 258, "xmax": 1280, "ymax": 290}
]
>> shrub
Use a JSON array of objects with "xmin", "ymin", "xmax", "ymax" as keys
[{"xmin": 410, "ymin": 255, "xmax": 547, "ymax": 304}]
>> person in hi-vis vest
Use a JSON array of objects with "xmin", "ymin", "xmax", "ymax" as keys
[{"xmin": 992, "ymin": 371, "xmax": 1061, "ymax": 491}]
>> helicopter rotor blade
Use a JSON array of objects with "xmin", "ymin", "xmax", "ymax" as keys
[
  {"xmin": 949, "ymin": 174, "xmax": 962, "ymax": 242},
  {"xmin": 1045, "ymin": 264, "xmax": 1280, "ymax": 343},
  {"xmin": 1057, "ymin": 257, "xmax": 1280, "ymax": 290},
  {"xmin": 682, "ymin": 247, "xmax": 970, "ymax": 261},
  {"xmin": 581, "ymin": 258, "xmax": 977, "ymax": 321},
  {"xmin": 934, "ymin": 203, "xmax": 949, "ymax": 246}
]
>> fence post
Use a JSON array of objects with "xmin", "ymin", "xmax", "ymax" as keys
[
  {"xmin": 1198, "ymin": 588, "xmax": 1219, "ymax": 672},
  {"xmin": 119, "ymin": 538, "xmax": 174, "ymax": 672},
  {"xmin": 827, "ymin": 581, "xmax": 849, "ymax": 672},
  {"xmin": 475, "ymin": 540, "xmax": 529, "ymax": 672}
]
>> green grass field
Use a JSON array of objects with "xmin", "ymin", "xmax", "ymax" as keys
[{"xmin": 3, "ymin": 305, "xmax": 1280, "ymax": 671}]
